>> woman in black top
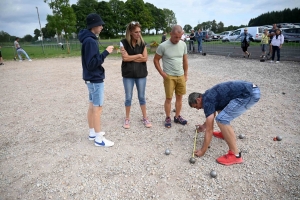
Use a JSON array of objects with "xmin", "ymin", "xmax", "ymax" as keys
[{"xmin": 120, "ymin": 21, "xmax": 152, "ymax": 129}]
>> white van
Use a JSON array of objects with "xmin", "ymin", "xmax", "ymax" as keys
[{"xmin": 222, "ymin": 26, "xmax": 266, "ymax": 42}]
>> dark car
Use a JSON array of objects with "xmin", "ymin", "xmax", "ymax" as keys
[
  {"xmin": 202, "ymin": 31, "xmax": 220, "ymax": 41},
  {"xmin": 281, "ymin": 28, "xmax": 300, "ymax": 42}
]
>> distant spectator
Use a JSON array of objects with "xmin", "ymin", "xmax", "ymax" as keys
[
  {"xmin": 260, "ymin": 29, "xmax": 269, "ymax": 58},
  {"xmin": 0, "ymin": 46, "xmax": 4, "ymax": 65},
  {"xmin": 14, "ymin": 38, "xmax": 32, "ymax": 62},
  {"xmin": 267, "ymin": 24, "xmax": 277, "ymax": 56},
  {"xmin": 161, "ymin": 32, "xmax": 167, "ymax": 43},
  {"xmin": 195, "ymin": 29, "xmax": 204, "ymax": 53},
  {"xmin": 270, "ymin": 29, "xmax": 284, "ymax": 64},
  {"xmin": 236, "ymin": 28, "xmax": 253, "ymax": 58},
  {"xmin": 181, "ymin": 31, "xmax": 187, "ymax": 42},
  {"xmin": 58, "ymin": 42, "xmax": 64, "ymax": 50},
  {"xmin": 188, "ymin": 30, "xmax": 196, "ymax": 52}
]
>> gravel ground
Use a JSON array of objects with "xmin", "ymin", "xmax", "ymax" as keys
[{"xmin": 0, "ymin": 55, "xmax": 299, "ymax": 200}]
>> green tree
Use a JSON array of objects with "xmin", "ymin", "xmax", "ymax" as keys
[
  {"xmin": 145, "ymin": 3, "xmax": 165, "ymax": 34},
  {"xmin": 23, "ymin": 34, "xmax": 33, "ymax": 42},
  {"xmin": 125, "ymin": 0, "xmax": 153, "ymax": 32},
  {"xmin": 108, "ymin": 0, "xmax": 127, "ymax": 36},
  {"xmin": 211, "ymin": 20, "xmax": 217, "ymax": 32},
  {"xmin": 163, "ymin": 8, "xmax": 177, "ymax": 33},
  {"xmin": 217, "ymin": 21, "xmax": 224, "ymax": 33},
  {"xmin": 34, "ymin": 29, "xmax": 41, "ymax": 40},
  {"xmin": 183, "ymin": 24, "xmax": 192, "ymax": 33},
  {"xmin": 44, "ymin": 0, "xmax": 77, "ymax": 53},
  {"xmin": 96, "ymin": 1, "xmax": 115, "ymax": 38},
  {"xmin": 42, "ymin": 23, "xmax": 56, "ymax": 39},
  {"xmin": 0, "ymin": 31, "xmax": 11, "ymax": 42},
  {"xmin": 71, "ymin": 0, "xmax": 98, "ymax": 33}
]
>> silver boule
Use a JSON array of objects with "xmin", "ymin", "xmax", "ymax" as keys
[
  {"xmin": 238, "ymin": 134, "xmax": 245, "ymax": 139},
  {"xmin": 276, "ymin": 136, "xmax": 282, "ymax": 141},
  {"xmin": 210, "ymin": 170, "xmax": 217, "ymax": 178},
  {"xmin": 165, "ymin": 149, "xmax": 170, "ymax": 155}
]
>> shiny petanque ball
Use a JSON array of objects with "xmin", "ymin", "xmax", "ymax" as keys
[
  {"xmin": 238, "ymin": 134, "xmax": 245, "ymax": 139},
  {"xmin": 276, "ymin": 136, "xmax": 283, "ymax": 141},
  {"xmin": 189, "ymin": 157, "xmax": 196, "ymax": 164},
  {"xmin": 210, "ymin": 170, "xmax": 217, "ymax": 178},
  {"xmin": 165, "ymin": 149, "xmax": 171, "ymax": 155}
]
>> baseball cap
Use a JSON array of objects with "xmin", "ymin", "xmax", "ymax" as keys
[{"xmin": 86, "ymin": 13, "xmax": 105, "ymax": 29}]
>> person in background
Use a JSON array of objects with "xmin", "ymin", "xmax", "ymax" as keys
[
  {"xmin": 188, "ymin": 30, "xmax": 196, "ymax": 53},
  {"xmin": 188, "ymin": 80, "xmax": 260, "ymax": 166},
  {"xmin": 78, "ymin": 13, "xmax": 114, "ymax": 147},
  {"xmin": 58, "ymin": 42, "xmax": 64, "ymax": 50},
  {"xmin": 267, "ymin": 24, "xmax": 277, "ymax": 56},
  {"xmin": 260, "ymin": 29, "xmax": 269, "ymax": 58},
  {"xmin": 0, "ymin": 46, "xmax": 4, "ymax": 65},
  {"xmin": 270, "ymin": 29, "xmax": 284, "ymax": 64},
  {"xmin": 236, "ymin": 28, "xmax": 253, "ymax": 58},
  {"xmin": 161, "ymin": 32, "xmax": 167, "ymax": 43},
  {"xmin": 120, "ymin": 21, "xmax": 152, "ymax": 129},
  {"xmin": 14, "ymin": 38, "xmax": 32, "ymax": 62},
  {"xmin": 153, "ymin": 25, "xmax": 188, "ymax": 128},
  {"xmin": 195, "ymin": 29, "xmax": 203, "ymax": 53}
]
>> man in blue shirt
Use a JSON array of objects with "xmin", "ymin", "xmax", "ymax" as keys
[{"xmin": 188, "ymin": 81, "xmax": 260, "ymax": 165}]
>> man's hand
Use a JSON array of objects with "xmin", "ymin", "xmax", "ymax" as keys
[
  {"xmin": 194, "ymin": 148, "xmax": 206, "ymax": 157},
  {"xmin": 106, "ymin": 45, "xmax": 114, "ymax": 53},
  {"xmin": 184, "ymin": 74, "xmax": 188, "ymax": 82},
  {"xmin": 196, "ymin": 124, "xmax": 206, "ymax": 133}
]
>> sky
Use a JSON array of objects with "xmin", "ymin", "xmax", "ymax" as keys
[{"xmin": 0, "ymin": 0, "xmax": 299, "ymax": 37}]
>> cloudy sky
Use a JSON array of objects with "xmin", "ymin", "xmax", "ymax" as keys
[{"xmin": 0, "ymin": 0, "xmax": 299, "ymax": 37}]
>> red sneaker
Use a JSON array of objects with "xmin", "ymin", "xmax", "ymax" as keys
[
  {"xmin": 213, "ymin": 131, "xmax": 224, "ymax": 139},
  {"xmin": 216, "ymin": 150, "xmax": 243, "ymax": 166}
]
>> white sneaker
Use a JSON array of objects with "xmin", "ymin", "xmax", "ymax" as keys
[
  {"xmin": 276, "ymin": 61, "xmax": 280, "ymax": 63},
  {"xmin": 270, "ymin": 60, "xmax": 274, "ymax": 63},
  {"xmin": 94, "ymin": 135, "xmax": 114, "ymax": 147},
  {"xmin": 28, "ymin": 59, "xmax": 32, "ymax": 61},
  {"xmin": 89, "ymin": 131, "xmax": 105, "ymax": 140},
  {"xmin": 19, "ymin": 60, "xmax": 22, "ymax": 62}
]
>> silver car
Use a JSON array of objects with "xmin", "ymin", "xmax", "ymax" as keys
[{"xmin": 281, "ymin": 28, "xmax": 300, "ymax": 42}]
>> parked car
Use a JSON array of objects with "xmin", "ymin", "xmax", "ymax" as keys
[
  {"xmin": 201, "ymin": 31, "xmax": 220, "ymax": 41},
  {"xmin": 281, "ymin": 28, "xmax": 300, "ymax": 42},
  {"xmin": 219, "ymin": 31, "xmax": 232, "ymax": 39},
  {"xmin": 222, "ymin": 26, "xmax": 266, "ymax": 42}
]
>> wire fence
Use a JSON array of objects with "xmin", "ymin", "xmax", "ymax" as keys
[
  {"xmin": 187, "ymin": 40, "xmax": 300, "ymax": 61},
  {"xmin": 2, "ymin": 40, "xmax": 300, "ymax": 61}
]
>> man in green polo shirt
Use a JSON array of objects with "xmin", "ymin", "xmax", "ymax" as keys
[{"xmin": 153, "ymin": 25, "xmax": 188, "ymax": 128}]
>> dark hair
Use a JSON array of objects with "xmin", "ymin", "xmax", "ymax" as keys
[
  {"xmin": 275, "ymin": 29, "xmax": 282, "ymax": 39},
  {"xmin": 188, "ymin": 92, "xmax": 202, "ymax": 107},
  {"xmin": 15, "ymin": 37, "xmax": 19, "ymax": 40}
]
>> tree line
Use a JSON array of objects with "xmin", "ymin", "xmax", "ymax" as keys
[{"xmin": 248, "ymin": 7, "xmax": 300, "ymax": 26}]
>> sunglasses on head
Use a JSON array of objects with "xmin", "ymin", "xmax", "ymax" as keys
[{"xmin": 131, "ymin": 21, "xmax": 139, "ymax": 25}]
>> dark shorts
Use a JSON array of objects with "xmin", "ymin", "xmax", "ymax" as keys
[{"xmin": 0, "ymin": 50, "xmax": 2, "ymax": 57}]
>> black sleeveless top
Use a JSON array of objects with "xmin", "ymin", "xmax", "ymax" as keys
[{"xmin": 121, "ymin": 39, "xmax": 148, "ymax": 78}]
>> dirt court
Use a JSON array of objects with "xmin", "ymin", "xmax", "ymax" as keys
[{"xmin": 0, "ymin": 54, "xmax": 299, "ymax": 200}]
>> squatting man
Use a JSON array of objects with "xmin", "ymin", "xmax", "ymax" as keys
[{"xmin": 188, "ymin": 81, "xmax": 260, "ymax": 166}]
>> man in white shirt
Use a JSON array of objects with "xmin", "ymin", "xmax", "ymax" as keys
[{"xmin": 14, "ymin": 38, "xmax": 32, "ymax": 62}]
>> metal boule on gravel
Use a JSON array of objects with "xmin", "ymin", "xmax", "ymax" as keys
[
  {"xmin": 276, "ymin": 136, "xmax": 282, "ymax": 141},
  {"xmin": 238, "ymin": 134, "xmax": 245, "ymax": 139},
  {"xmin": 210, "ymin": 170, "xmax": 217, "ymax": 178},
  {"xmin": 172, "ymin": 109, "xmax": 176, "ymax": 112},
  {"xmin": 165, "ymin": 149, "xmax": 170, "ymax": 155},
  {"xmin": 189, "ymin": 157, "xmax": 196, "ymax": 164}
]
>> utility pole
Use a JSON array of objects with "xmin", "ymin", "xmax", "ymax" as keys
[{"xmin": 36, "ymin": 6, "xmax": 45, "ymax": 54}]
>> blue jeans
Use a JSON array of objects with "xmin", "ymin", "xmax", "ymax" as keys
[
  {"xmin": 189, "ymin": 40, "xmax": 195, "ymax": 52},
  {"xmin": 216, "ymin": 87, "xmax": 260, "ymax": 125},
  {"xmin": 123, "ymin": 77, "xmax": 146, "ymax": 107},
  {"xmin": 87, "ymin": 82, "xmax": 104, "ymax": 106},
  {"xmin": 197, "ymin": 40, "xmax": 202, "ymax": 52},
  {"xmin": 17, "ymin": 49, "xmax": 30, "ymax": 60}
]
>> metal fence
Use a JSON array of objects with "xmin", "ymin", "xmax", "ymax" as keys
[{"xmin": 186, "ymin": 40, "xmax": 300, "ymax": 61}]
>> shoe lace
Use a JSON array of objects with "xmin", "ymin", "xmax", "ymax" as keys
[
  {"xmin": 166, "ymin": 117, "xmax": 171, "ymax": 123},
  {"xmin": 143, "ymin": 118, "xmax": 150, "ymax": 124},
  {"xmin": 178, "ymin": 116, "xmax": 186, "ymax": 123},
  {"xmin": 124, "ymin": 119, "xmax": 130, "ymax": 125}
]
